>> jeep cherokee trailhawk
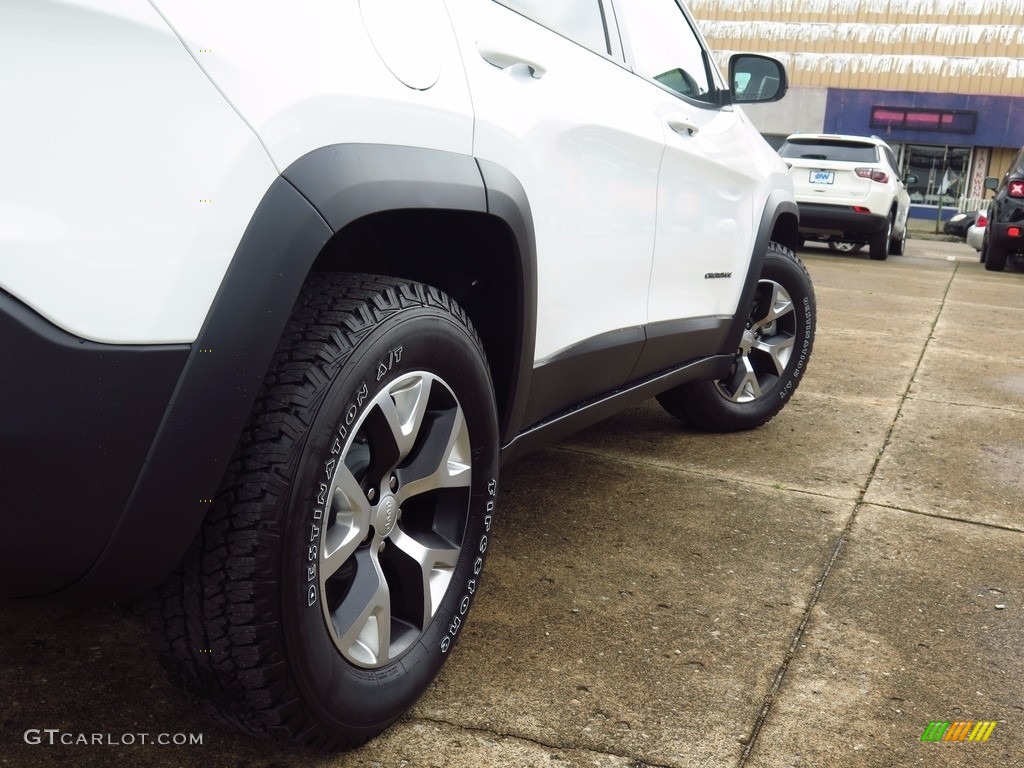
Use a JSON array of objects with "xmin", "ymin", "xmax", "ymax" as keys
[{"xmin": 0, "ymin": 0, "xmax": 814, "ymax": 751}]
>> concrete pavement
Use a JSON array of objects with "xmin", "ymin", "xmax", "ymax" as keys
[{"xmin": 2, "ymin": 237, "xmax": 1022, "ymax": 768}]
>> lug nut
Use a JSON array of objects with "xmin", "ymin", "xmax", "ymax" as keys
[
  {"xmin": 389, "ymin": 474, "xmax": 399, "ymax": 492},
  {"xmin": 367, "ymin": 487, "xmax": 377, "ymax": 503}
]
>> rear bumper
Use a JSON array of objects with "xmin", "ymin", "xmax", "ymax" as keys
[
  {"xmin": 989, "ymin": 221, "xmax": 1024, "ymax": 254},
  {"xmin": 796, "ymin": 203, "xmax": 888, "ymax": 239},
  {"xmin": 0, "ymin": 290, "xmax": 188, "ymax": 597}
]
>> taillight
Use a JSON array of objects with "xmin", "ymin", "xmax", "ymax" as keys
[
  {"xmin": 1009, "ymin": 227, "xmax": 1022, "ymax": 238},
  {"xmin": 977, "ymin": 213, "xmax": 987, "ymax": 227},
  {"xmin": 1008, "ymin": 179, "xmax": 1024, "ymax": 198},
  {"xmin": 856, "ymin": 167, "xmax": 889, "ymax": 183},
  {"xmin": 853, "ymin": 206, "xmax": 871, "ymax": 214}
]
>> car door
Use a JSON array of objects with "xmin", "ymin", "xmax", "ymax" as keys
[
  {"xmin": 444, "ymin": 0, "xmax": 665, "ymax": 427},
  {"xmin": 614, "ymin": 0, "xmax": 781, "ymax": 371},
  {"xmin": 882, "ymin": 144, "xmax": 912, "ymax": 234}
]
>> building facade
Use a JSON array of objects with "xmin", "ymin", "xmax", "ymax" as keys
[{"xmin": 691, "ymin": 0, "xmax": 1024, "ymax": 214}]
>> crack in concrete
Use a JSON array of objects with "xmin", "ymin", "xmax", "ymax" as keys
[
  {"xmin": 736, "ymin": 261, "xmax": 962, "ymax": 766},
  {"xmin": 407, "ymin": 716, "xmax": 677, "ymax": 768},
  {"xmin": 553, "ymin": 445, "xmax": 861, "ymax": 503},
  {"xmin": 861, "ymin": 501, "xmax": 1024, "ymax": 534},
  {"xmin": 904, "ymin": 394, "xmax": 1024, "ymax": 414}
]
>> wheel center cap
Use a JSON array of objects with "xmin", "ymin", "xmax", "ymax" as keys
[{"xmin": 375, "ymin": 494, "xmax": 398, "ymax": 537}]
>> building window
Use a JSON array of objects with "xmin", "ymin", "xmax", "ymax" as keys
[{"xmin": 902, "ymin": 144, "xmax": 971, "ymax": 205}]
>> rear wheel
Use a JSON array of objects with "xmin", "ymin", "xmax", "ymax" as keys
[
  {"xmin": 984, "ymin": 231, "xmax": 1008, "ymax": 271},
  {"xmin": 657, "ymin": 242, "xmax": 815, "ymax": 432},
  {"xmin": 888, "ymin": 220, "xmax": 907, "ymax": 255},
  {"xmin": 152, "ymin": 274, "xmax": 499, "ymax": 751},
  {"xmin": 869, "ymin": 214, "xmax": 892, "ymax": 260}
]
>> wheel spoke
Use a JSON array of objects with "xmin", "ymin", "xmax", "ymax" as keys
[
  {"xmin": 722, "ymin": 355, "xmax": 762, "ymax": 403},
  {"xmin": 377, "ymin": 375, "xmax": 434, "ymax": 461},
  {"xmin": 396, "ymin": 407, "xmax": 472, "ymax": 502},
  {"xmin": 320, "ymin": 371, "xmax": 475, "ymax": 669},
  {"xmin": 753, "ymin": 282, "xmax": 793, "ymax": 329},
  {"xmin": 322, "ymin": 466, "xmax": 372, "ymax": 580},
  {"xmin": 391, "ymin": 528, "xmax": 460, "ymax": 628},
  {"xmin": 330, "ymin": 549, "xmax": 392, "ymax": 667},
  {"xmin": 753, "ymin": 334, "xmax": 795, "ymax": 376}
]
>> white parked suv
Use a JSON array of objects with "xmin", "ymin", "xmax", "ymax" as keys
[
  {"xmin": 0, "ymin": 0, "xmax": 814, "ymax": 751},
  {"xmin": 780, "ymin": 133, "xmax": 913, "ymax": 260}
]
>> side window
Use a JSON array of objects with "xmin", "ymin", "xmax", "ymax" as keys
[
  {"xmin": 615, "ymin": 0, "xmax": 713, "ymax": 101},
  {"xmin": 495, "ymin": 1, "xmax": 611, "ymax": 56},
  {"xmin": 884, "ymin": 147, "xmax": 900, "ymax": 178}
]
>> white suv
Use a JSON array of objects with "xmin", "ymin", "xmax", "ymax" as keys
[
  {"xmin": 0, "ymin": 0, "xmax": 813, "ymax": 751},
  {"xmin": 780, "ymin": 134, "xmax": 913, "ymax": 260}
]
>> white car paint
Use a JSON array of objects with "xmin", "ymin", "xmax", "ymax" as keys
[
  {"xmin": 2, "ymin": 0, "xmax": 786, "ymax": 353},
  {"xmin": 150, "ymin": 0, "xmax": 474, "ymax": 171},
  {"xmin": 445, "ymin": 0, "xmax": 664, "ymax": 362},
  {"xmin": 0, "ymin": 0, "xmax": 473, "ymax": 344},
  {"xmin": 648, "ymin": 99, "xmax": 787, "ymax": 323},
  {"xmin": 967, "ymin": 218, "xmax": 986, "ymax": 251},
  {"xmin": 0, "ymin": 0, "xmax": 278, "ymax": 344}
]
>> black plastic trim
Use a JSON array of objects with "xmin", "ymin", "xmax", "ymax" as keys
[
  {"xmin": 797, "ymin": 203, "xmax": 887, "ymax": 237},
  {"xmin": 719, "ymin": 192, "xmax": 799, "ymax": 373},
  {"xmin": 0, "ymin": 292, "xmax": 188, "ymax": 597},
  {"xmin": 522, "ymin": 327, "xmax": 646, "ymax": 428},
  {"xmin": 516, "ymin": 315, "xmax": 732, "ymax": 438},
  {"xmin": 283, "ymin": 144, "xmax": 487, "ymax": 230},
  {"xmin": 63, "ymin": 178, "xmax": 334, "ymax": 598},
  {"xmin": 65, "ymin": 144, "xmax": 534, "ymax": 599},
  {"xmin": 629, "ymin": 316, "xmax": 732, "ymax": 380},
  {"xmin": 475, "ymin": 159, "xmax": 539, "ymax": 444},
  {"xmin": 501, "ymin": 355, "xmax": 731, "ymax": 465}
]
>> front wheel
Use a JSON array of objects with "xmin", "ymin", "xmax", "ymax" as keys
[
  {"xmin": 827, "ymin": 240, "xmax": 863, "ymax": 253},
  {"xmin": 151, "ymin": 275, "xmax": 499, "ymax": 751},
  {"xmin": 657, "ymin": 242, "xmax": 815, "ymax": 432}
]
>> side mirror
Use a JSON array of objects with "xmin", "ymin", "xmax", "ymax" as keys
[
  {"xmin": 728, "ymin": 54, "xmax": 787, "ymax": 105},
  {"xmin": 905, "ymin": 174, "xmax": 918, "ymax": 184},
  {"xmin": 984, "ymin": 177, "xmax": 999, "ymax": 191}
]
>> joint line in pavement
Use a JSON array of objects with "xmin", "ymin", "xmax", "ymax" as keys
[{"xmin": 737, "ymin": 260, "xmax": 960, "ymax": 766}]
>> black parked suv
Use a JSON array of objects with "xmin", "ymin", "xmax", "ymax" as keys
[{"xmin": 982, "ymin": 145, "xmax": 1024, "ymax": 271}]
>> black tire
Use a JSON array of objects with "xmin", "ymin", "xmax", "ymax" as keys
[
  {"xmin": 888, "ymin": 221, "xmax": 907, "ymax": 255},
  {"xmin": 869, "ymin": 215, "xmax": 892, "ymax": 260},
  {"xmin": 984, "ymin": 232, "xmax": 1008, "ymax": 271},
  {"xmin": 656, "ymin": 241, "xmax": 815, "ymax": 432},
  {"xmin": 151, "ymin": 274, "xmax": 499, "ymax": 751},
  {"xmin": 827, "ymin": 240, "xmax": 863, "ymax": 253}
]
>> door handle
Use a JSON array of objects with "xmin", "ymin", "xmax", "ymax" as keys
[
  {"xmin": 667, "ymin": 115, "xmax": 699, "ymax": 137},
  {"xmin": 477, "ymin": 40, "xmax": 547, "ymax": 78}
]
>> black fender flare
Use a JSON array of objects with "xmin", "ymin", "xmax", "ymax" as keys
[
  {"xmin": 717, "ymin": 191, "xmax": 799, "ymax": 365},
  {"xmin": 67, "ymin": 145, "xmax": 537, "ymax": 598}
]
